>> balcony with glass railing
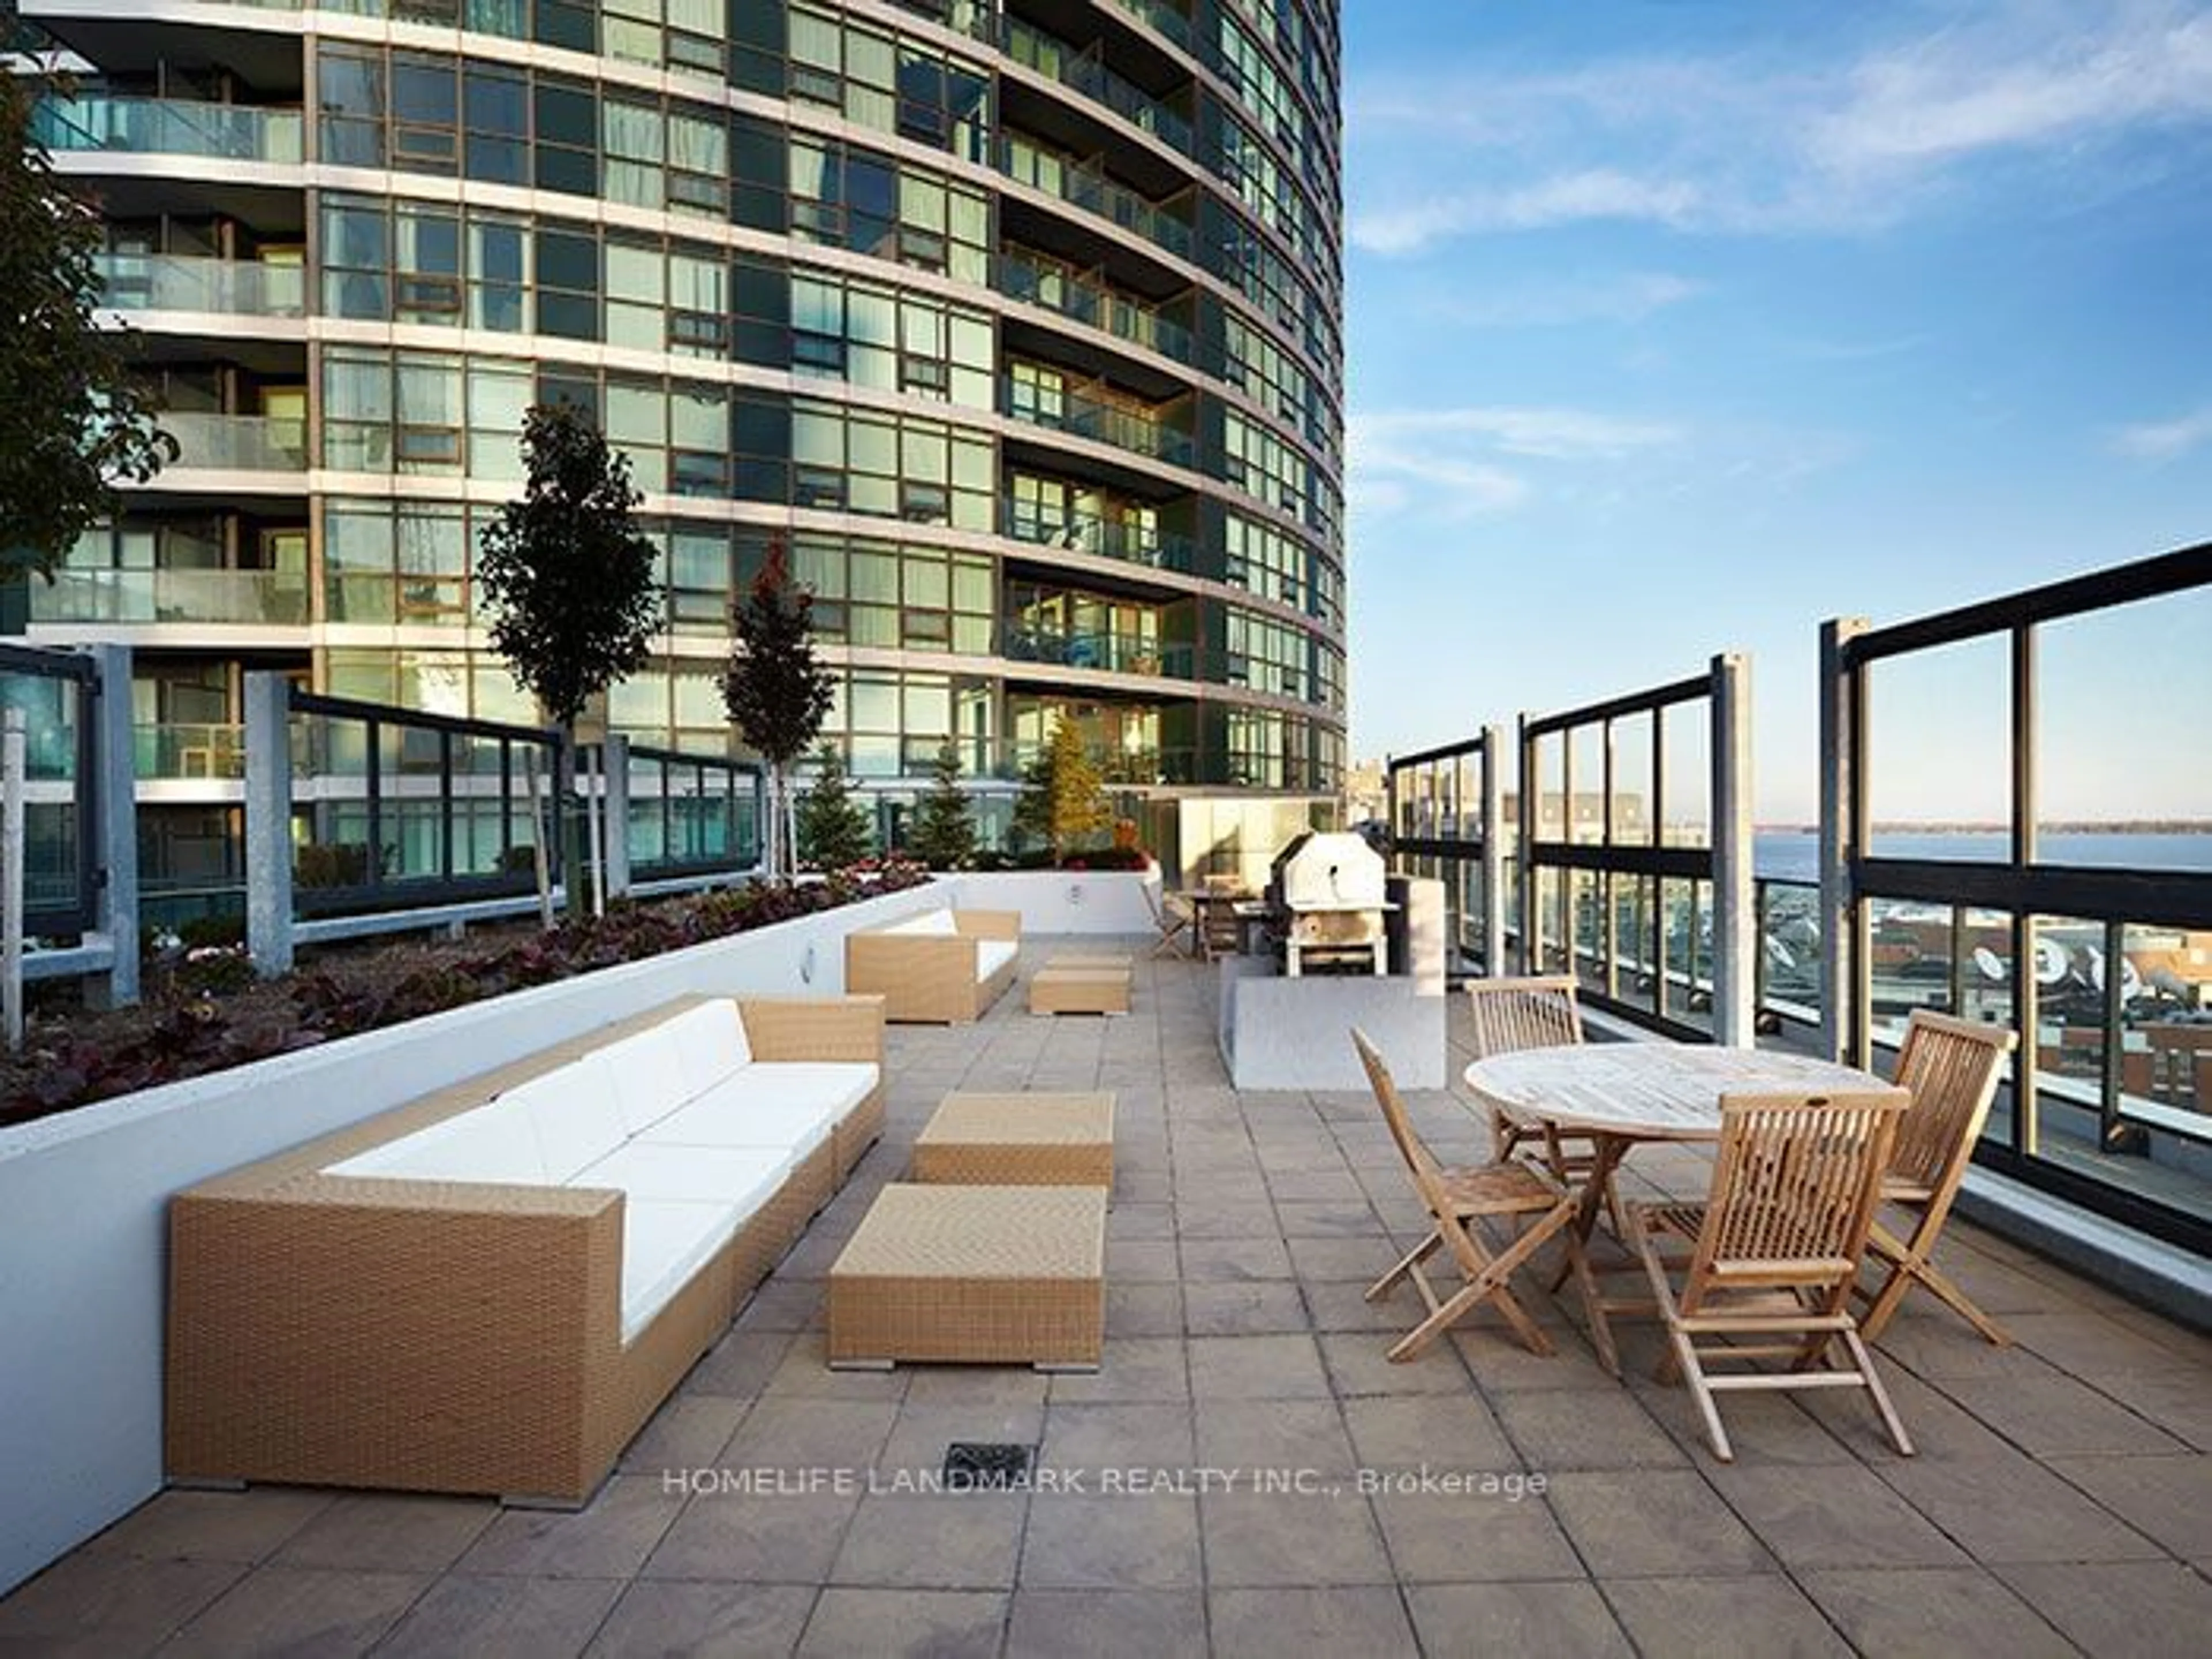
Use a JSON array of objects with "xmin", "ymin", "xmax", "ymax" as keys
[
  {"xmin": 92, "ymin": 253, "xmax": 307, "ymax": 319},
  {"xmin": 1001, "ymin": 495, "xmax": 1198, "ymax": 574},
  {"xmin": 995, "ymin": 247, "xmax": 1196, "ymax": 366},
  {"xmin": 998, "ymin": 134, "xmax": 1196, "ymax": 263},
  {"xmin": 1002, "ymin": 377, "xmax": 1195, "ymax": 468},
  {"xmin": 32, "ymin": 95, "xmax": 305, "ymax": 165},
  {"xmin": 157, "ymin": 413, "xmax": 310, "ymax": 475},
  {"xmin": 31, "ymin": 568, "xmax": 310, "ymax": 627},
  {"xmin": 998, "ymin": 619, "xmax": 1196, "ymax": 680},
  {"xmin": 135, "ymin": 723, "xmax": 246, "ymax": 782},
  {"xmin": 1001, "ymin": 15, "xmax": 1197, "ymax": 157},
  {"xmin": 1106, "ymin": 0, "xmax": 1199, "ymax": 56}
]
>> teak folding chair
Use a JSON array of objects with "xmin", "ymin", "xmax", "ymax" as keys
[
  {"xmin": 1624, "ymin": 1087, "xmax": 1914, "ymax": 1463},
  {"xmin": 1463, "ymin": 976, "xmax": 1616, "ymax": 1232},
  {"xmin": 1143, "ymin": 881, "xmax": 1195, "ymax": 959},
  {"xmin": 1855, "ymin": 1010, "xmax": 2019, "ymax": 1344},
  {"xmin": 1354, "ymin": 1028, "xmax": 1585, "ymax": 1362}
]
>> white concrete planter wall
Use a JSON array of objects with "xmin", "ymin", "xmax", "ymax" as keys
[
  {"xmin": 948, "ymin": 868, "xmax": 1161, "ymax": 936},
  {"xmin": 0, "ymin": 873, "xmax": 1146, "ymax": 1596}
]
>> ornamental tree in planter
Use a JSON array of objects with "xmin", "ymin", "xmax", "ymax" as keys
[
  {"xmin": 797, "ymin": 742, "xmax": 873, "ymax": 870},
  {"xmin": 476, "ymin": 402, "xmax": 662, "ymax": 921},
  {"xmin": 906, "ymin": 739, "xmax": 978, "ymax": 870},
  {"xmin": 1013, "ymin": 716, "xmax": 1112, "ymax": 863},
  {"xmin": 720, "ymin": 540, "xmax": 835, "ymax": 877}
]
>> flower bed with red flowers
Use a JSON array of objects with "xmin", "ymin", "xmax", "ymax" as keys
[{"xmin": 1, "ymin": 858, "xmax": 931, "ymax": 1125}]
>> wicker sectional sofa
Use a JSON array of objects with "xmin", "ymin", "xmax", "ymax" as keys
[
  {"xmin": 165, "ymin": 994, "xmax": 884, "ymax": 1506},
  {"xmin": 844, "ymin": 907, "xmax": 1021, "ymax": 1022}
]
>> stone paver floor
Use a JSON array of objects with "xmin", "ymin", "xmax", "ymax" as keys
[{"xmin": 4, "ymin": 943, "xmax": 2207, "ymax": 1656}]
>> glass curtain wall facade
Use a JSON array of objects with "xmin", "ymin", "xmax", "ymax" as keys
[{"xmin": 20, "ymin": 0, "xmax": 1347, "ymax": 881}]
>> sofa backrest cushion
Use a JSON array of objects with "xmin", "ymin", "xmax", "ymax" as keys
[
  {"xmin": 505, "ymin": 1051, "xmax": 626, "ymax": 1184},
  {"xmin": 666, "ymin": 1001, "xmax": 752, "ymax": 1095},
  {"xmin": 324, "ymin": 1095, "xmax": 548, "ymax": 1187},
  {"xmin": 599, "ymin": 1024, "xmax": 695, "ymax": 1136},
  {"xmin": 976, "ymin": 939, "xmax": 1018, "ymax": 981},
  {"xmin": 884, "ymin": 909, "xmax": 957, "ymax": 937}
]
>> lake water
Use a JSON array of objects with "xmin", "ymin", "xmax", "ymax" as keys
[{"xmin": 1756, "ymin": 831, "xmax": 2212, "ymax": 885}]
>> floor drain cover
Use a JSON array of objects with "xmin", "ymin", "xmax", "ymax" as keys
[{"xmin": 943, "ymin": 1442, "xmax": 1033, "ymax": 1490}]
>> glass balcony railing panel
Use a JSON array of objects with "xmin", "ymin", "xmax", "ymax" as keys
[
  {"xmin": 1002, "ymin": 17, "xmax": 1196, "ymax": 157},
  {"xmin": 1755, "ymin": 876, "xmax": 1825, "ymax": 1022},
  {"xmin": 997, "ymin": 138, "xmax": 1195, "ymax": 262},
  {"xmin": 1108, "ymin": 0, "xmax": 1197, "ymax": 54},
  {"xmin": 92, "ymin": 253, "xmax": 307, "ymax": 318},
  {"xmin": 31, "ymin": 567, "xmax": 310, "ymax": 625},
  {"xmin": 1002, "ymin": 380, "xmax": 1194, "ymax": 467},
  {"xmin": 998, "ymin": 622, "xmax": 1194, "ymax": 679},
  {"xmin": 995, "ymin": 251, "xmax": 1195, "ymax": 366},
  {"xmin": 160, "ymin": 412, "xmax": 310, "ymax": 473},
  {"xmin": 1000, "ymin": 498, "xmax": 1195, "ymax": 573},
  {"xmin": 32, "ymin": 96, "xmax": 305, "ymax": 165},
  {"xmin": 135, "ymin": 723, "xmax": 246, "ymax": 781}
]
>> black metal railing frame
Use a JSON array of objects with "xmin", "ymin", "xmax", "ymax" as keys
[
  {"xmin": 0, "ymin": 642, "xmax": 101, "ymax": 936},
  {"xmin": 1518, "ymin": 672, "xmax": 1724, "ymax": 1040},
  {"xmin": 594, "ymin": 738, "xmax": 765, "ymax": 884},
  {"xmin": 1826, "ymin": 540, "xmax": 2212, "ymax": 1251},
  {"xmin": 1385, "ymin": 730, "xmax": 1498, "ymax": 978},
  {"xmin": 287, "ymin": 689, "xmax": 565, "ymax": 916}
]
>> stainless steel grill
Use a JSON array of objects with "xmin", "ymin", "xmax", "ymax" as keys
[{"xmin": 1264, "ymin": 831, "xmax": 1393, "ymax": 976}]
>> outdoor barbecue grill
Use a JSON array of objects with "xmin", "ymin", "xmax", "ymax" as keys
[{"xmin": 1263, "ymin": 830, "xmax": 1395, "ymax": 976}]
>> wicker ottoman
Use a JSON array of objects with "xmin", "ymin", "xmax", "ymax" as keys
[
  {"xmin": 911, "ymin": 1090, "xmax": 1115, "ymax": 1187},
  {"xmin": 1046, "ymin": 952, "xmax": 1135, "ymax": 972},
  {"xmin": 1029, "ymin": 966, "xmax": 1131, "ymax": 1016},
  {"xmin": 828, "ymin": 1184, "xmax": 1107, "ymax": 1370}
]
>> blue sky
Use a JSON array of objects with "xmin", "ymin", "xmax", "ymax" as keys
[{"xmin": 1341, "ymin": 0, "xmax": 2212, "ymax": 822}]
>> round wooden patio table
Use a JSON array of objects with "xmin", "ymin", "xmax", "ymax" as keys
[{"xmin": 1461, "ymin": 1043, "xmax": 1892, "ymax": 1373}]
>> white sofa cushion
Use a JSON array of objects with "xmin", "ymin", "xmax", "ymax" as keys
[
  {"xmin": 324, "ymin": 1096, "xmax": 548, "ymax": 1187},
  {"xmin": 639, "ymin": 1062, "xmax": 875, "ymax": 1157},
  {"xmin": 885, "ymin": 909, "xmax": 957, "ymax": 936},
  {"xmin": 573, "ymin": 1142, "xmax": 790, "ymax": 1213},
  {"xmin": 666, "ymin": 1002, "xmax": 752, "ymax": 1096},
  {"xmin": 976, "ymin": 939, "xmax": 1017, "ymax": 980},
  {"xmin": 598, "ymin": 1026, "xmax": 696, "ymax": 1136},
  {"xmin": 501, "ymin": 1052, "xmax": 627, "ymax": 1184},
  {"xmin": 619, "ymin": 1199, "xmax": 734, "ymax": 1343},
  {"xmin": 713, "ymin": 1062, "xmax": 878, "ymax": 1133}
]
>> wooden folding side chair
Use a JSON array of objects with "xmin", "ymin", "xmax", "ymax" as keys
[
  {"xmin": 1463, "ymin": 975, "xmax": 1618, "ymax": 1234},
  {"xmin": 1353, "ymin": 1028, "xmax": 1585, "ymax": 1362},
  {"xmin": 1624, "ymin": 1087, "xmax": 1914, "ymax": 1463},
  {"xmin": 1143, "ymin": 881, "xmax": 1194, "ymax": 959},
  {"xmin": 1855, "ymin": 1011, "xmax": 2018, "ymax": 1344}
]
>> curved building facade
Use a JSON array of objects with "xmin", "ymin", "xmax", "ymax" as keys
[{"xmin": 20, "ymin": 0, "xmax": 1344, "ymax": 877}]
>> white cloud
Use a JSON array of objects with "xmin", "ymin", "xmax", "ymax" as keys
[
  {"xmin": 1355, "ymin": 407, "xmax": 1684, "ymax": 463},
  {"xmin": 1355, "ymin": 171, "xmax": 1709, "ymax": 253},
  {"xmin": 1348, "ymin": 406, "xmax": 1685, "ymax": 520},
  {"xmin": 1349, "ymin": 1, "xmax": 2212, "ymax": 252},
  {"xmin": 2111, "ymin": 406, "xmax": 2212, "ymax": 459},
  {"xmin": 1425, "ymin": 272, "xmax": 1709, "ymax": 329}
]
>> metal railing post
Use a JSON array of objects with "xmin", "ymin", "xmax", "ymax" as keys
[
  {"xmin": 1516, "ymin": 713, "xmax": 1537, "ymax": 973},
  {"xmin": 1818, "ymin": 618, "xmax": 1868, "ymax": 1062},
  {"xmin": 603, "ymin": 733, "xmax": 632, "ymax": 900},
  {"xmin": 1480, "ymin": 724, "xmax": 1506, "ymax": 975},
  {"xmin": 244, "ymin": 671, "xmax": 295, "ymax": 976},
  {"xmin": 83, "ymin": 643, "xmax": 139, "ymax": 1006},
  {"xmin": 2, "ymin": 709, "xmax": 24, "ymax": 1049},
  {"xmin": 1709, "ymin": 653, "xmax": 1755, "ymax": 1047}
]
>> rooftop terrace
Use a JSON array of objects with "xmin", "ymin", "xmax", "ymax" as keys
[{"xmin": 3, "ymin": 946, "xmax": 2205, "ymax": 1657}]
